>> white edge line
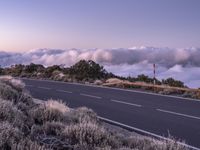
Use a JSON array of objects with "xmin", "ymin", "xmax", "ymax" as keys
[
  {"xmin": 33, "ymin": 98, "xmax": 43, "ymax": 104},
  {"xmin": 38, "ymin": 86, "xmax": 51, "ymax": 90},
  {"xmin": 80, "ymin": 93, "xmax": 102, "ymax": 99},
  {"xmin": 21, "ymin": 77, "xmax": 200, "ymax": 102},
  {"xmin": 98, "ymin": 116, "xmax": 200, "ymax": 150},
  {"xmin": 157, "ymin": 109, "xmax": 200, "ymax": 120},
  {"xmin": 56, "ymin": 89, "xmax": 72, "ymax": 94},
  {"xmin": 111, "ymin": 99, "xmax": 142, "ymax": 107}
]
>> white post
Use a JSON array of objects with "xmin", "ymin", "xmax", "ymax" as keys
[{"xmin": 153, "ymin": 64, "xmax": 156, "ymax": 85}]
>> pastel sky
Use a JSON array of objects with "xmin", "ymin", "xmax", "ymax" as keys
[{"xmin": 0, "ymin": 0, "xmax": 200, "ymax": 51}]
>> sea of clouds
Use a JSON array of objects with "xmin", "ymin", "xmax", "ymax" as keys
[{"xmin": 0, "ymin": 47, "xmax": 200, "ymax": 88}]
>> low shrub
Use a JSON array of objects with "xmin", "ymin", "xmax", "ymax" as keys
[
  {"xmin": 12, "ymin": 139, "xmax": 49, "ymax": 150},
  {"xmin": 0, "ymin": 122, "xmax": 23, "ymax": 150},
  {"xmin": 44, "ymin": 100, "xmax": 70, "ymax": 113},
  {"xmin": 61, "ymin": 122, "xmax": 120, "ymax": 149},
  {"xmin": 31, "ymin": 121, "xmax": 65, "ymax": 137},
  {"xmin": 0, "ymin": 76, "xmax": 25, "ymax": 92},
  {"xmin": 31, "ymin": 104, "xmax": 65, "ymax": 125},
  {"xmin": 0, "ymin": 79, "xmax": 34, "ymax": 106},
  {"xmin": 121, "ymin": 136, "xmax": 187, "ymax": 150},
  {"xmin": 0, "ymin": 99, "xmax": 28, "ymax": 130},
  {"xmin": 158, "ymin": 88, "xmax": 182, "ymax": 95},
  {"xmin": 0, "ymin": 82, "xmax": 20, "ymax": 102},
  {"xmin": 67, "ymin": 107, "xmax": 99, "ymax": 124}
]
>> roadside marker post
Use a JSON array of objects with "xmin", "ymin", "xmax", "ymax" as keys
[
  {"xmin": 153, "ymin": 64, "xmax": 156, "ymax": 91},
  {"xmin": 153, "ymin": 64, "xmax": 156, "ymax": 85}
]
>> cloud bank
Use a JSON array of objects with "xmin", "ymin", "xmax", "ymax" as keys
[{"xmin": 0, "ymin": 47, "xmax": 200, "ymax": 88}]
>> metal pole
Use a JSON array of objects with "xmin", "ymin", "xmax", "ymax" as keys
[{"xmin": 153, "ymin": 64, "xmax": 156, "ymax": 85}]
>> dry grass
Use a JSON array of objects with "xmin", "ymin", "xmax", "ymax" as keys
[
  {"xmin": 12, "ymin": 139, "xmax": 49, "ymax": 150},
  {"xmin": 67, "ymin": 107, "xmax": 99, "ymax": 124},
  {"xmin": 0, "ymin": 76, "xmax": 34, "ymax": 105},
  {"xmin": 0, "ymin": 99, "xmax": 28, "ymax": 130},
  {"xmin": 0, "ymin": 77, "xmax": 190, "ymax": 150},
  {"xmin": 106, "ymin": 78, "xmax": 123, "ymax": 84},
  {"xmin": 94, "ymin": 80, "xmax": 103, "ymax": 85},
  {"xmin": 0, "ymin": 76, "xmax": 25, "ymax": 92},
  {"xmin": 121, "ymin": 136, "xmax": 187, "ymax": 150},
  {"xmin": 44, "ymin": 100, "xmax": 70, "ymax": 113},
  {"xmin": 0, "ymin": 122, "xmax": 23, "ymax": 149},
  {"xmin": 104, "ymin": 78, "xmax": 200, "ymax": 100},
  {"xmin": 61, "ymin": 122, "xmax": 119, "ymax": 149},
  {"xmin": 31, "ymin": 103, "xmax": 66, "ymax": 125}
]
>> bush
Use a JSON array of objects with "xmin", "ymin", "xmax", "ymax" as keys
[
  {"xmin": 31, "ymin": 105, "xmax": 65, "ymax": 125},
  {"xmin": 0, "ymin": 76, "xmax": 34, "ymax": 106},
  {"xmin": 31, "ymin": 100, "xmax": 70, "ymax": 125},
  {"xmin": 0, "ymin": 99, "xmax": 28, "ymax": 129},
  {"xmin": 158, "ymin": 88, "xmax": 184, "ymax": 95},
  {"xmin": 12, "ymin": 139, "xmax": 49, "ymax": 150},
  {"xmin": 0, "ymin": 122, "xmax": 23, "ymax": 149},
  {"xmin": 67, "ymin": 107, "xmax": 99, "ymax": 124},
  {"xmin": 69, "ymin": 60, "xmax": 107, "ymax": 81},
  {"xmin": 44, "ymin": 100, "xmax": 70, "ymax": 113},
  {"xmin": 0, "ymin": 82, "xmax": 20, "ymax": 102},
  {"xmin": 31, "ymin": 121, "xmax": 65, "ymax": 137},
  {"xmin": 121, "ymin": 136, "xmax": 187, "ymax": 150},
  {"xmin": 61, "ymin": 122, "xmax": 119, "ymax": 148},
  {"xmin": 0, "ymin": 76, "xmax": 25, "ymax": 92},
  {"xmin": 162, "ymin": 78, "xmax": 185, "ymax": 88}
]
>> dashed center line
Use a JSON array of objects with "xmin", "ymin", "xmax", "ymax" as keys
[
  {"xmin": 56, "ymin": 89, "xmax": 72, "ymax": 94},
  {"xmin": 80, "ymin": 93, "xmax": 102, "ymax": 99},
  {"xmin": 111, "ymin": 99, "xmax": 142, "ymax": 107},
  {"xmin": 38, "ymin": 86, "xmax": 51, "ymax": 90},
  {"xmin": 26, "ymin": 84, "xmax": 33, "ymax": 87},
  {"xmin": 157, "ymin": 109, "xmax": 200, "ymax": 120}
]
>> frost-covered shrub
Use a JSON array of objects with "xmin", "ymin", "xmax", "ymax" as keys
[
  {"xmin": 0, "ymin": 99, "xmax": 28, "ymax": 129},
  {"xmin": 67, "ymin": 107, "xmax": 99, "ymax": 124},
  {"xmin": 11, "ymin": 138, "xmax": 50, "ymax": 150},
  {"xmin": 0, "ymin": 82, "xmax": 20, "ymax": 102},
  {"xmin": 61, "ymin": 122, "xmax": 119, "ymax": 148},
  {"xmin": 121, "ymin": 136, "xmax": 187, "ymax": 150},
  {"xmin": 31, "ymin": 106, "xmax": 63, "ymax": 124},
  {"xmin": 0, "ymin": 76, "xmax": 25, "ymax": 92},
  {"xmin": 31, "ymin": 121, "xmax": 65, "ymax": 137},
  {"xmin": 0, "ymin": 78, "xmax": 34, "ymax": 106},
  {"xmin": 45, "ymin": 100, "xmax": 70, "ymax": 113},
  {"xmin": 31, "ymin": 100, "xmax": 70, "ymax": 125},
  {"xmin": 0, "ymin": 122, "xmax": 23, "ymax": 149}
]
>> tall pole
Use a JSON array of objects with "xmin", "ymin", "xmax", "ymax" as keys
[{"xmin": 153, "ymin": 64, "xmax": 156, "ymax": 85}]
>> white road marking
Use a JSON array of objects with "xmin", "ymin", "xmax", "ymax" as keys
[
  {"xmin": 56, "ymin": 89, "xmax": 72, "ymax": 94},
  {"xmin": 98, "ymin": 116, "xmax": 200, "ymax": 150},
  {"xmin": 111, "ymin": 99, "xmax": 142, "ymax": 107},
  {"xmin": 80, "ymin": 93, "xmax": 102, "ymax": 99},
  {"xmin": 33, "ymin": 98, "xmax": 43, "ymax": 104},
  {"xmin": 38, "ymin": 86, "xmax": 51, "ymax": 90},
  {"xmin": 157, "ymin": 109, "xmax": 200, "ymax": 120},
  {"xmin": 26, "ymin": 84, "xmax": 33, "ymax": 87}
]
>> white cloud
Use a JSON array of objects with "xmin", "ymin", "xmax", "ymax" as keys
[{"xmin": 0, "ymin": 47, "xmax": 200, "ymax": 88}]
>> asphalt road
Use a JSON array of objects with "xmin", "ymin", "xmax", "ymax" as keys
[{"xmin": 22, "ymin": 78, "xmax": 200, "ymax": 149}]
